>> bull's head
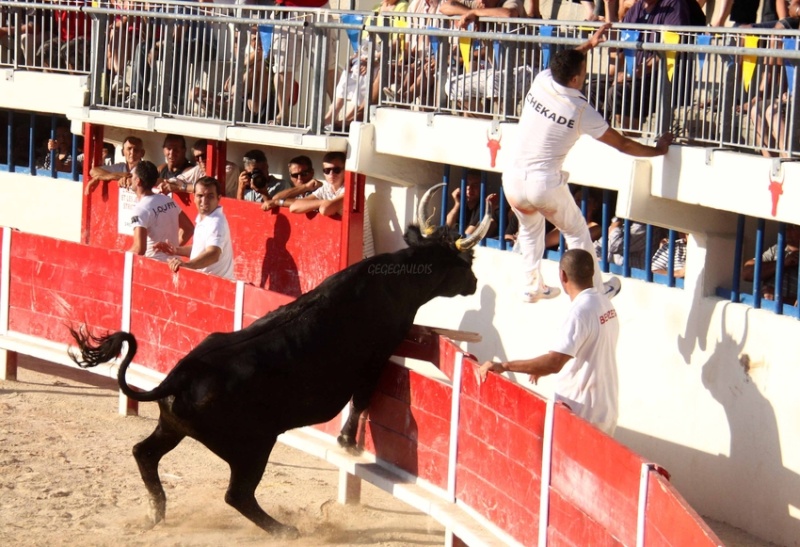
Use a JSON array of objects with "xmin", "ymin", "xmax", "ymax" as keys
[{"xmin": 416, "ymin": 182, "xmax": 493, "ymax": 251}]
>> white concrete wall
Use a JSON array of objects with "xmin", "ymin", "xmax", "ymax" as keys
[{"xmin": 0, "ymin": 173, "xmax": 83, "ymax": 242}]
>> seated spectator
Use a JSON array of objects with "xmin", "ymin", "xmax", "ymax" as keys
[
  {"xmin": 157, "ymin": 134, "xmax": 194, "ymax": 189},
  {"xmin": 651, "ymin": 232, "xmax": 688, "ymax": 278},
  {"xmin": 606, "ymin": 218, "xmax": 648, "ymax": 269},
  {"xmin": 86, "ymin": 135, "xmax": 145, "ymax": 194},
  {"xmin": 742, "ymin": 224, "xmax": 800, "ymax": 303},
  {"xmin": 608, "ymin": 0, "xmax": 692, "ymax": 128},
  {"xmin": 37, "ymin": 121, "xmax": 82, "ymax": 174},
  {"xmin": 237, "ymin": 149, "xmax": 291, "ymax": 203},
  {"xmin": 445, "ymin": 169, "xmax": 499, "ymax": 237},
  {"xmin": 128, "ymin": 160, "xmax": 194, "ymax": 262},
  {"xmin": 164, "ymin": 139, "xmax": 240, "ymax": 197},
  {"xmin": 382, "ymin": 0, "xmax": 440, "ymax": 104},
  {"xmin": 157, "ymin": 177, "xmax": 234, "ymax": 279},
  {"xmin": 262, "ymin": 155, "xmax": 322, "ymax": 211},
  {"xmin": 289, "ymin": 151, "xmax": 376, "ymax": 258}
]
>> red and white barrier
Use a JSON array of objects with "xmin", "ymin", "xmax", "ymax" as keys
[{"xmin": 0, "ymin": 220, "xmax": 722, "ymax": 545}]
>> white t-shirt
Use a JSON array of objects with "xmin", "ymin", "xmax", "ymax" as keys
[
  {"xmin": 309, "ymin": 182, "xmax": 374, "ymax": 258},
  {"xmin": 511, "ymin": 69, "xmax": 609, "ymax": 186},
  {"xmin": 191, "ymin": 206, "xmax": 234, "ymax": 279},
  {"xmin": 130, "ymin": 193, "xmax": 182, "ymax": 262},
  {"xmin": 550, "ymin": 287, "xmax": 620, "ymax": 436}
]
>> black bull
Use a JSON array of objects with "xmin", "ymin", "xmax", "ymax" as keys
[{"xmin": 69, "ymin": 224, "xmax": 482, "ymax": 537}]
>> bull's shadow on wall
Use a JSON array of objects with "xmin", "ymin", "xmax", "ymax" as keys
[
  {"xmin": 365, "ymin": 363, "xmax": 420, "ymax": 478},
  {"xmin": 260, "ymin": 214, "xmax": 301, "ymax": 297},
  {"xmin": 618, "ymin": 306, "xmax": 800, "ymax": 545}
]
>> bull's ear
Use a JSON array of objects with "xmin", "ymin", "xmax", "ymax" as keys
[{"xmin": 404, "ymin": 225, "xmax": 424, "ymax": 246}]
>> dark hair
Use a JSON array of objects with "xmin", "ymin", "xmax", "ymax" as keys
[
  {"xmin": 133, "ymin": 160, "xmax": 159, "ymax": 190},
  {"xmin": 162, "ymin": 134, "xmax": 186, "ymax": 148},
  {"xmin": 102, "ymin": 142, "xmax": 115, "ymax": 158},
  {"xmin": 195, "ymin": 176, "xmax": 221, "ymax": 195},
  {"xmin": 243, "ymin": 149, "xmax": 267, "ymax": 163},
  {"xmin": 465, "ymin": 169, "xmax": 482, "ymax": 184},
  {"xmin": 192, "ymin": 139, "xmax": 208, "ymax": 152},
  {"xmin": 322, "ymin": 151, "xmax": 346, "ymax": 165},
  {"xmin": 550, "ymin": 49, "xmax": 586, "ymax": 87},
  {"xmin": 123, "ymin": 135, "xmax": 143, "ymax": 148},
  {"xmin": 288, "ymin": 155, "xmax": 313, "ymax": 170},
  {"xmin": 560, "ymin": 249, "xmax": 594, "ymax": 286}
]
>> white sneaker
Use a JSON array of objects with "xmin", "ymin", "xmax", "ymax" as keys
[
  {"xmin": 523, "ymin": 285, "xmax": 561, "ymax": 303},
  {"xmin": 603, "ymin": 277, "xmax": 622, "ymax": 299}
]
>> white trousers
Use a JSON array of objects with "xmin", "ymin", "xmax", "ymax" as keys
[{"xmin": 503, "ymin": 169, "xmax": 604, "ymax": 293}]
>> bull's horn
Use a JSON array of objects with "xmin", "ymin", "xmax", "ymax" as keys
[
  {"xmin": 455, "ymin": 198, "xmax": 493, "ymax": 251},
  {"xmin": 417, "ymin": 182, "xmax": 446, "ymax": 236}
]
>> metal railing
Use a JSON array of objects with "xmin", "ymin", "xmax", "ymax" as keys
[{"xmin": 3, "ymin": 2, "xmax": 800, "ymax": 155}]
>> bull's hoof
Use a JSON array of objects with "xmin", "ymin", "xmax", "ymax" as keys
[
  {"xmin": 270, "ymin": 523, "xmax": 300, "ymax": 539},
  {"xmin": 336, "ymin": 434, "xmax": 363, "ymax": 455},
  {"xmin": 147, "ymin": 498, "xmax": 166, "ymax": 527}
]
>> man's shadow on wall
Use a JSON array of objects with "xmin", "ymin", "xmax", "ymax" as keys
[
  {"xmin": 260, "ymin": 214, "xmax": 301, "ymax": 297},
  {"xmin": 458, "ymin": 285, "xmax": 512, "ymax": 376}
]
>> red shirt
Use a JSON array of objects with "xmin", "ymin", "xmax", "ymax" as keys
[{"xmin": 277, "ymin": 0, "xmax": 329, "ymax": 6}]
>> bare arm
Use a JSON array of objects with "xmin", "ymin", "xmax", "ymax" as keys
[
  {"xmin": 289, "ymin": 194, "xmax": 344, "ymax": 215},
  {"xmin": 574, "ymin": 22, "xmax": 611, "ymax": 54},
  {"xmin": 596, "ymin": 129, "xmax": 673, "ymax": 157},
  {"xmin": 177, "ymin": 211, "xmax": 194, "ymax": 246},
  {"xmin": 130, "ymin": 227, "xmax": 147, "ymax": 256},
  {"xmin": 479, "ymin": 351, "xmax": 572, "ymax": 384},
  {"xmin": 167, "ymin": 245, "xmax": 221, "ymax": 273},
  {"xmin": 262, "ymin": 180, "xmax": 321, "ymax": 210}
]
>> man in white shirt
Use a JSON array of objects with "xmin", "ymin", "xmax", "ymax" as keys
[
  {"xmin": 289, "ymin": 151, "xmax": 374, "ymax": 258},
  {"xmin": 158, "ymin": 177, "xmax": 234, "ymax": 279},
  {"xmin": 128, "ymin": 160, "xmax": 194, "ymax": 262},
  {"xmin": 504, "ymin": 23, "xmax": 672, "ymax": 303},
  {"xmin": 479, "ymin": 249, "xmax": 620, "ymax": 436}
]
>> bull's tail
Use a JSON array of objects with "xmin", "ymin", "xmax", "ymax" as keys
[{"xmin": 68, "ymin": 327, "xmax": 169, "ymax": 402}]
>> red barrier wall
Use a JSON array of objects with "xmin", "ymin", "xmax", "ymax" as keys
[
  {"xmin": 459, "ymin": 353, "xmax": 545, "ymax": 546},
  {"xmin": 8, "ymin": 233, "xmax": 124, "ymax": 345}
]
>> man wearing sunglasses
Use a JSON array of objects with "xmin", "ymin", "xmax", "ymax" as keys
[
  {"xmin": 290, "ymin": 151, "xmax": 375, "ymax": 258},
  {"xmin": 262, "ymin": 155, "xmax": 322, "ymax": 211},
  {"xmin": 289, "ymin": 152, "xmax": 346, "ymax": 216}
]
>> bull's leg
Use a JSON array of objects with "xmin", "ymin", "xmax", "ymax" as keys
[
  {"xmin": 132, "ymin": 421, "xmax": 185, "ymax": 526},
  {"xmin": 223, "ymin": 441, "xmax": 299, "ymax": 538},
  {"xmin": 338, "ymin": 367, "xmax": 383, "ymax": 452},
  {"xmin": 337, "ymin": 400, "xmax": 364, "ymax": 452}
]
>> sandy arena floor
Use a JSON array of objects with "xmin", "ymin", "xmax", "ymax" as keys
[{"xmin": 0, "ymin": 356, "xmax": 445, "ymax": 547}]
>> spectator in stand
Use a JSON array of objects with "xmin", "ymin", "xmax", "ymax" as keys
[
  {"xmin": 439, "ymin": 0, "xmax": 521, "ymax": 25},
  {"xmin": 480, "ymin": 249, "xmax": 620, "ymax": 436},
  {"xmin": 383, "ymin": 0, "xmax": 440, "ymax": 104},
  {"xmin": 742, "ymin": 224, "xmax": 800, "ymax": 303},
  {"xmin": 505, "ymin": 24, "xmax": 671, "ymax": 303},
  {"xmin": 290, "ymin": 151, "xmax": 375, "ymax": 258},
  {"xmin": 609, "ymin": 0, "xmax": 693, "ymax": 128},
  {"xmin": 164, "ymin": 139, "xmax": 241, "ymax": 197},
  {"xmin": 37, "ymin": 121, "xmax": 81, "ymax": 174},
  {"xmin": 606, "ymin": 218, "xmax": 649, "ymax": 270},
  {"xmin": 708, "ymin": 0, "xmax": 787, "ymax": 27},
  {"xmin": 128, "ymin": 160, "xmax": 194, "ymax": 262},
  {"xmin": 270, "ymin": 0, "xmax": 336, "ymax": 126},
  {"xmin": 446, "ymin": 170, "xmax": 498, "ymax": 238},
  {"xmin": 651, "ymin": 231, "xmax": 688, "ymax": 278},
  {"xmin": 157, "ymin": 176, "xmax": 234, "ymax": 279},
  {"xmin": 237, "ymin": 149, "xmax": 291, "ymax": 203},
  {"xmin": 262, "ymin": 155, "xmax": 322, "ymax": 211},
  {"xmin": 86, "ymin": 136, "xmax": 145, "ymax": 194},
  {"xmin": 156, "ymin": 134, "xmax": 194, "ymax": 192}
]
